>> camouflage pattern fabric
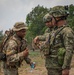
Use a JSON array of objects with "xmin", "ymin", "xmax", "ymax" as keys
[
  {"xmin": 46, "ymin": 68, "xmax": 62, "ymax": 75},
  {"xmin": 38, "ymin": 25, "xmax": 74, "ymax": 71},
  {"xmin": 43, "ymin": 13, "xmax": 52, "ymax": 23},
  {"xmin": 38, "ymin": 28, "xmax": 50, "ymax": 41},
  {"xmin": 13, "ymin": 22, "xmax": 28, "ymax": 31},
  {"xmin": 49, "ymin": 6, "xmax": 67, "ymax": 17},
  {"xmin": 44, "ymin": 28, "xmax": 50, "ymax": 33},
  {"xmin": 3, "ymin": 68, "xmax": 18, "ymax": 75},
  {"xmin": 37, "ymin": 28, "xmax": 51, "ymax": 55},
  {"xmin": 45, "ymin": 25, "xmax": 74, "ymax": 70},
  {"xmin": 2, "ymin": 34, "xmax": 31, "ymax": 75}
]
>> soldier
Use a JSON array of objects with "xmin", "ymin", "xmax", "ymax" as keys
[
  {"xmin": 34, "ymin": 13, "xmax": 54, "ymax": 42},
  {"xmin": 47, "ymin": 6, "xmax": 74, "ymax": 75},
  {"xmin": 2, "ymin": 22, "xmax": 34, "ymax": 75},
  {"xmin": 33, "ymin": 13, "xmax": 54, "ymax": 55},
  {"xmin": 34, "ymin": 6, "xmax": 74, "ymax": 75},
  {"xmin": 33, "ymin": 13, "xmax": 56, "ymax": 74}
]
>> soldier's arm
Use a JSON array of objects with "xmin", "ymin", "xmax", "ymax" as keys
[
  {"xmin": 6, "ymin": 40, "xmax": 28, "ymax": 63},
  {"xmin": 34, "ymin": 28, "xmax": 50, "ymax": 44},
  {"xmin": 62, "ymin": 27, "xmax": 74, "ymax": 70},
  {"xmin": 37, "ymin": 33, "xmax": 49, "ymax": 41},
  {"xmin": 38, "ymin": 28, "xmax": 50, "ymax": 41}
]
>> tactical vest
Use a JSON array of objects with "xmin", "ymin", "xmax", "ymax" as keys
[
  {"xmin": 49, "ymin": 26, "xmax": 67, "ymax": 65},
  {"xmin": 50, "ymin": 26, "xmax": 66, "ymax": 51}
]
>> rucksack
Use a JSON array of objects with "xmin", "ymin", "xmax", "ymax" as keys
[{"xmin": 0, "ymin": 29, "xmax": 14, "ymax": 61}]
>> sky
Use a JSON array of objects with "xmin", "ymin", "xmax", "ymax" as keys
[{"xmin": 0, "ymin": 0, "xmax": 74, "ymax": 32}]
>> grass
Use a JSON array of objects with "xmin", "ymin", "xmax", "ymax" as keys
[
  {"xmin": 29, "ymin": 50, "xmax": 45, "ymax": 66},
  {"xmin": 21, "ymin": 50, "xmax": 45, "ymax": 69}
]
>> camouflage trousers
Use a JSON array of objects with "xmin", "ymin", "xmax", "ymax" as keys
[
  {"xmin": 0, "ymin": 61, "xmax": 3, "ymax": 72},
  {"xmin": 46, "ymin": 68, "xmax": 62, "ymax": 75},
  {"xmin": 3, "ymin": 67, "xmax": 18, "ymax": 75}
]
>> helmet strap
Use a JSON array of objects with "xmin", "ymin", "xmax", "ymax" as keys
[
  {"xmin": 52, "ymin": 15, "xmax": 58, "ymax": 24},
  {"xmin": 53, "ymin": 16, "xmax": 67, "ymax": 24}
]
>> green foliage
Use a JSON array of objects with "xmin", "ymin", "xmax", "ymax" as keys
[
  {"xmin": 25, "ymin": 30, "xmax": 34, "ymax": 43},
  {"xmin": 26, "ymin": 5, "xmax": 49, "ymax": 43},
  {"xmin": 29, "ymin": 50, "xmax": 40, "ymax": 57},
  {"xmin": 0, "ymin": 30, "xmax": 3, "ymax": 44},
  {"xmin": 25, "ymin": 4, "xmax": 74, "ymax": 43},
  {"xmin": 67, "ymin": 4, "xmax": 74, "ymax": 30}
]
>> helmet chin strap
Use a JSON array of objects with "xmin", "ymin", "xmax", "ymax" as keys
[
  {"xmin": 52, "ymin": 15, "xmax": 67, "ymax": 24},
  {"xmin": 51, "ymin": 15, "xmax": 58, "ymax": 24}
]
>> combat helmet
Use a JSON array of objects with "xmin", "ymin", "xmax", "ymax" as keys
[
  {"xmin": 13, "ymin": 22, "xmax": 28, "ymax": 31},
  {"xmin": 43, "ymin": 13, "xmax": 52, "ymax": 23},
  {"xmin": 49, "ymin": 6, "xmax": 69, "ymax": 18}
]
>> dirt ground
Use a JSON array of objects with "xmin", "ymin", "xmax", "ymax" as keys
[
  {"xmin": 19, "ymin": 55, "xmax": 74, "ymax": 75},
  {"xmin": 0, "ymin": 51, "xmax": 74, "ymax": 75}
]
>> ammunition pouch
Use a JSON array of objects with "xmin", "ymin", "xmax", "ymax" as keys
[
  {"xmin": 57, "ymin": 48, "xmax": 66, "ymax": 66},
  {"xmin": 0, "ymin": 52, "xmax": 6, "ymax": 61}
]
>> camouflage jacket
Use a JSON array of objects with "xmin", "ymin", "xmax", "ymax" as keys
[
  {"xmin": 38, "ymin": 28, "xmax": 50, "ymax": 41},
  {"xmin": 46, "ymin": 25, "xmax": 74, "ymax": 69},
  {"xmin": 3, "ymin": 34, "xmax": 31, "ymax": 67}
]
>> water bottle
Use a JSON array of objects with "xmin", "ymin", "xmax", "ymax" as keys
[
  {"xmin": 31, "ymin": 62, "xmax": 35, "ymax": 69},
  {"xmin": 30, "ymin": 62, "xmax": 35, "ymax": 72}
]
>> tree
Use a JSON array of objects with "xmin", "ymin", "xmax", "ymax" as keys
[
  {"xmin": 0, "ymin": 30, "xmax": 3, "ymax": 44},
  {"xmin": 26, "ymin": 5, "xmax": 49, "ymax": 43},
  {"xmin": 25, "ymin": 4, "xmax": 74, "ymax": 44},
  {"xmin": 67, "ymin": 4, "xmax": 74, "ymax": 30}
]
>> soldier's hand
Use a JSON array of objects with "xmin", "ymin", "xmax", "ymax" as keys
[
  {"xmin": 23, "ymin": 48, "xmax": 29, "ymax": 57},
  {"xmin": 62, "ymin": 69, "xmax": 69, "ymax": 75},
  {"xmin": 33, "ymin": 36, "xmax": 39, "ymax": 44}
]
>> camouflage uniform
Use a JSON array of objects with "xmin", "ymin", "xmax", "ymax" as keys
[
  {"xmin": 2, "ymin": 22, "xmax": 31, "ymax": 75},
  {"xmin": 41, "ymin": 6, "xmax": 74, "ymax": 75},
  {"xmin": 38, "ymin": 13, "xmax": 53, "ymax": 41},
  {"xmin": 48, "ymin": 6, "xmax": 74, "ymax": 75},
  {"xmin": 37, "ymin": 28, "xmax": 50, "ymax": 41},
  {"xmin": 45, "ymin": 26, "xmax": 74, "ymax": 75}
]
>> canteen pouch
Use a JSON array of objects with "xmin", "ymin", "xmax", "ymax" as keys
[{"xmin": 57, "ymin": 48, "xmax": 66, "ymax": 66}]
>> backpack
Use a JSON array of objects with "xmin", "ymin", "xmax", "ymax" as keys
[{"xmin": 0, "ymin": 29, "xmax": 14, "ymax": 61}]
